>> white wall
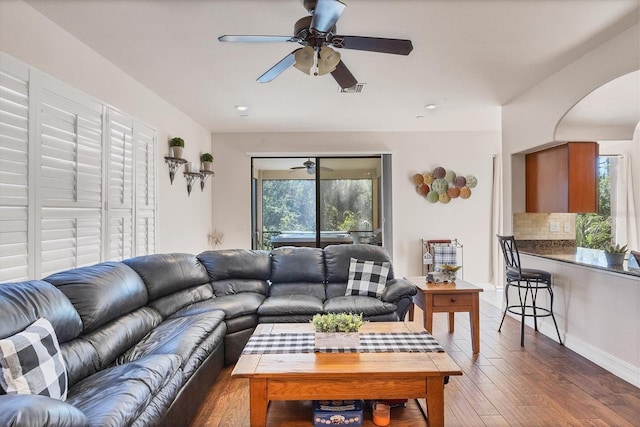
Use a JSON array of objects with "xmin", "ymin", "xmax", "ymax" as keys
[
  {"xmin": 0, "ymin": 1, "xmax": 214, "ymax": 254},
  {"xmin": 211, "ymin": 130, "xmax": 501, "ymax": 283}
]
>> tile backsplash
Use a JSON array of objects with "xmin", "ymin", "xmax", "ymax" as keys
[{"xmin": 513, "ymin": 213, "xmax": 576, "ymax": 240}]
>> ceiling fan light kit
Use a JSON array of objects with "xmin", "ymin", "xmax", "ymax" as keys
[
  {"xmin": 293, "ymin": 46, "xmax": 314, "ymax": 73},
  {"xmin": 290, "ymin": 158, "xmax": 334, "ymax": 174},
  {"xmin": 218, "ymin": 0, "xmax": 413, "ymax": 89}
]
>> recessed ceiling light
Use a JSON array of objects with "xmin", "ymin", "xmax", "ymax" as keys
[
  {"xmin": 234, "ymin": 105, "xmax": 249, "ymax": 111},
  {"xmin": 424, "ymin": 104, "xmax": 438, "ymax": 110}
]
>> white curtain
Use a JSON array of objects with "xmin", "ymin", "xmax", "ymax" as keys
[
  {"xmin": 490, "ymin": 155, "xmax": 504, "ymax": 287},
  {"xmin": 613, "ymin": 155, "xmax": 639, "ymax": 251}
]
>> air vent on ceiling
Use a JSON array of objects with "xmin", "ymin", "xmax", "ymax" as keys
[{"xmin": 339, "ymin": 83, "xmax": 366, "ymax": 94}]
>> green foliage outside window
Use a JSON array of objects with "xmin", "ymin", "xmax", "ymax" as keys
[
  {"xmin": 576, "ymin": 157, "xmax": 612, "ymax": 250},
  {"xmin": 261, "ymin": 178, "xmax": 373, "ymax": 249}
]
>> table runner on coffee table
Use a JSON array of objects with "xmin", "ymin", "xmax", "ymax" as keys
[{"xmin": 242, "ymin": 331, "xmax": 444, "ymax": 354}]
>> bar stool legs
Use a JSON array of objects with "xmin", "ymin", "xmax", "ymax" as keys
[{"xmin": 498, "ymin": 277, "xmax": 563, "ymax": 346}]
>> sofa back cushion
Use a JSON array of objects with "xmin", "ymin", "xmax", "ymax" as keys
[
  {"xmin": 44, "ymin": 262, "xmax": 148, "ymax": 334},
  {"xmin": 198, "ymin": 249, "xmax": 271, "ymax": 298},
  {"xmin": 270, "ymin": 247, "xmax": 325, "ymax": 283},
  {"xmin": 123, "ymin": 253, "xmax": 209, "ymax": 301},
  {"xmin": 324, "ymin": 244, "xmax": 395, "ymax": 283},
  {"xmin": 198, "ymin": 249, "xmax": 271, "ymax": 282},
  {"xmin": 0, "ymin": 280, "xmax": 82, "ymax": 344}
]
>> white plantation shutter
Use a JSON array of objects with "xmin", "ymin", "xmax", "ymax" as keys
[
  {"xmin": 0, "ymin": 53, "xmax": 157, "ymax": 282},
  {"xmin": 39, "ymin": 79, "xmax": 103, "ymax": 276},
  {"xmin": 136, "ymin": 214, "xmax": 155, "ymax": 256},
  {"xmin": 107, "ymin": 109, "xmax": 134, "ymax": 260},
  {"xmin": 40, "ymin": 208, "xmax": 102, "ymax": 277},
  {"xmin": 40, "ymin": 90, "xmax": 103, "ymax": 205},
  {"xmin": 109, "ymin": 210, "xmax": 133, "ymax": 260},
  {"xmin": 0, "ymin": 59, "xmax": 30, "ymax": 282},
  {"xmin": 135, "ymin": 123, "xmax": 156, "ymax": 255},
  {"xmin": 108, "ymin": 109, "xmax": 134, "ymax": 209}
]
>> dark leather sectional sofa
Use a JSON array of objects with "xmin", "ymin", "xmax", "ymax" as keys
[{"xmin": 0, "ymin": 244, "xmax": 416, "ymax": 427}]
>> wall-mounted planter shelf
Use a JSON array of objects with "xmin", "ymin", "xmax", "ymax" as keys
[
  {"xmin": 164, "ymin": 156, "xmax": 187, "ymax": 184},
  {"xmin": 184, "ymin": 172, "xmax": 201, "ymax": 196},
  {"xmin": 199, "ymin": 170, "xmax": 215, "ymax": 191},
  {"xmin": 184, "ymin": 170, "xmax": 215, "ymax": 196}
]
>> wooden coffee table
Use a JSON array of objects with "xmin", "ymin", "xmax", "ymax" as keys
[
  {"xmin": 406, "ymin": 277, "xmax": 483, "ymax": 354},
  {"xmin": 232, "ymin": 322, "xmax": 462, "ymax": 427}
]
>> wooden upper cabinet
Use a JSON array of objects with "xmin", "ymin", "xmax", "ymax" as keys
[{"xmin": 525, "ymin": 142, "xmax": 598, "ymax": 213}]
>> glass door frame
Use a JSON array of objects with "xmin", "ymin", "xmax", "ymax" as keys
[{"xmin": 251, "ymin": 155, "xmax": 391, "ymax": 256}]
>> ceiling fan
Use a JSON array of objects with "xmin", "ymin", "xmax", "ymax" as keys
[
  {"xmin": 290, "ymin": 158, "xmax": 333, "ymax": 174},
  {"xmin": 218, "ymin": 0, "xmax": 413, "ymax": 89}
]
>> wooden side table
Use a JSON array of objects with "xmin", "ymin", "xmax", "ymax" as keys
[{"xmin": 406, "ymin": 277, "xmax": 483, "ymax": 354}]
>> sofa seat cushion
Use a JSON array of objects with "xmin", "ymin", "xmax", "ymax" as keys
[
  {"xmin": 225, "ymin": 314, "xmax": 258, "ymax": 334},
  {"xmin": 259, "ymin": 314, "xmax": 317, "ymax": 323},
  {"xmin": 324, "ymin": 296, "xmax": 397, "ymax": 317},
  {"xmin": 257, "ymin": 295, "xmax": 324, "ymax": 316},
  {"xmin": 116, "ymin": 311, "xmax": 226, "ymax": 377},
  {"xmin": 173, "ymin": 293, "xmax": 264, "ymax": 320},
  {"xmin": 0, "ymin": 394, "xmax": 88, "ymax": 427},
  {"xmin": 66, "ymin": 354, "xmax": 181, "ymax": 427},
  {"xmin": 148, "ymin": 284, "xmax": 213, "ymax": 319}
]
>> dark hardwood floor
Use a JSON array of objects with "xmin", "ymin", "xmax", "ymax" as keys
[{"xmin": 191, "ymin": 299, "xmax": 640, "ymax": 426}]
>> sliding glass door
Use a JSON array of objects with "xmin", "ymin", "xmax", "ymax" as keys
[{"xmin": 251, "ymin": 156, "xmax": 387, "ymax": 251}]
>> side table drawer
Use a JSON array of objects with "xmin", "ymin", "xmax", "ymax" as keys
[{"xmin": 433, "ymin": 293, "xmax": 473, "ymax": 307}]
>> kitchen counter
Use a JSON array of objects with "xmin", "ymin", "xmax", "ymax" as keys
[{"xmin": 521, "ymin": 247, "xmax": 640, "ymax": 278}]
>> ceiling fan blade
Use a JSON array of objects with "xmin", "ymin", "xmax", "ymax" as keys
[
  {"xmin": 257, "ymin": 50, "xmax": 298, "ymax": 83},
  {"xmin": 218, "ymin": 35, "xmax": 297, "ymax": 43},
  {"xmin": 310, "ymin": 0, "xmax": 346, "ymax": 34},
  {"xmin": 330, "ymin": 35, "xmax": 413, "ymax": 55},
  {"xmin": 331, "ymin": 60, "xmax": 358, "ymax": 89}
]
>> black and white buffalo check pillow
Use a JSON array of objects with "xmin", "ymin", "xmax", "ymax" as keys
[
  {"xmin": 0, "ymin": 318, "xmax": 68, "ymax": 400},
  {"xmin": 345, "ymin": 257, "xmax": 391, "ymax": 299}
]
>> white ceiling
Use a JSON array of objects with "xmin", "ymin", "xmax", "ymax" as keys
[{"xmin": 26, "ymin": 0, "xmax": 640, "ymax": 133}]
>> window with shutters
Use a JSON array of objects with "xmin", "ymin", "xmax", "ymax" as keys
[
  {"xmin": 0, "ymin": 59, "xmax": 30, "ymax": 282},
  {"xmin": 0, "ymin": 53, "xmax": 156, "ymax": 282}
]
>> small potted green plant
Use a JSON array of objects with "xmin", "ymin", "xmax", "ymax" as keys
[
  {"xmin": 438, "ymin": 264, "xmax": 462, "ymax": 282},
  {"xmin": 312, "ymin": 313, "xmax": 365, "ymax": 350},
  {"xmin": 200, "ymin": 153, "xmax": 214, "ymax": 171},
  {"xmin": 604, "ymin": 243, "xmax": 627, "ymax": 267},
  {"xmin": 169, "ymin": 137, "xmax": 184, "ymax": 158}
]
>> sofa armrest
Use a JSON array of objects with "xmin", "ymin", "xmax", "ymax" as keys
[
  {"xmin": 381, "ymin": 278, "xmax": 417, "ymax": 302},
  {"xmin": 0, "ymin": 395, "xmax": 88, "ymax": 427}
]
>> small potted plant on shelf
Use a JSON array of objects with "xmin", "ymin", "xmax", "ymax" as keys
[
  {"xmin": 438, "ymin": 264, "xmax": 462, "ymax": 282},
  {"xmin": 312, "ymin": 312, "xmax": 365, "ymax": 350},
  {"xmin": 604, "ymin": 243, "xmax": 627, "ymax": 267},
  {"xmin": 200, "ymin": 153, "xmax": 214, "ymax": 171},
  {"xmin": 169, "ymin": 137, "xmax": 184, "ymax": 158}
]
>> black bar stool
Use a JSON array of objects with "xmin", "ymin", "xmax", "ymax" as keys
[{"xmin": 496, "ymin": 235, "xmax": 562, "ymax": 346}]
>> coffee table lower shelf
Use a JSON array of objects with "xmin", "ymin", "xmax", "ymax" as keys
[{"xmin": 263, "ymin": 399, "xmax": 430, "ymax": 426}]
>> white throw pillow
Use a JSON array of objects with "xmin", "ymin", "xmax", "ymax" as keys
[
  {"xmin": 345, "ymin": 257, "xmax": 391, "ymax": 299},
  {"xmin": 0, "ymin": 318, "xmax": 68, "ymax": 401}
]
